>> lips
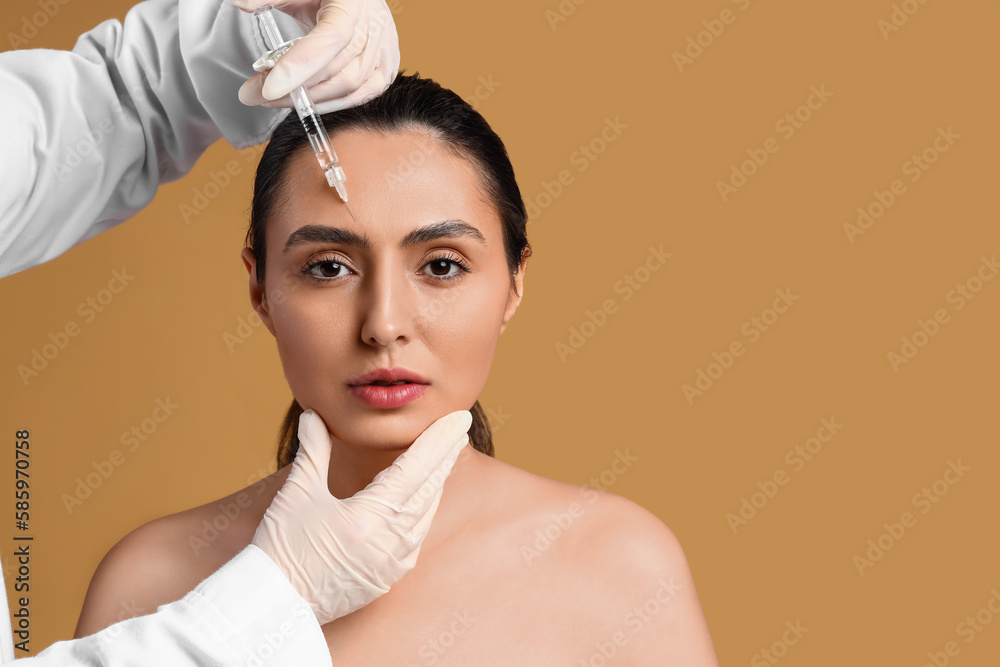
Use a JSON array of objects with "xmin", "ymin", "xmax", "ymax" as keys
[
  {"xmin": 350, "ymin": 382, "xmax": 428, "ymax": 408},
  {"xmin": 348, "ymin": 366, "xmax": 429, "ymax": 386}
]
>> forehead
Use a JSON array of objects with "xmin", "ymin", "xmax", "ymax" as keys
[{"xmin": 269, "ymin": 127, "xmax": 500, "ymax": 247}]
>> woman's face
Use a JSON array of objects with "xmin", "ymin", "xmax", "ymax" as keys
[{"xmin": 241, "ymin": 127, "xmax": 526, "ymax": 452}]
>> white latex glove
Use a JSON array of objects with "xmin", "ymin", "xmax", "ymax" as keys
[
  {"xmin": 231, "ymin": 0, "xmax": 399, "ymax": 113},
  {"xmin": 252, "ymin": 408, "xmax": 472, "ymax": 625}
]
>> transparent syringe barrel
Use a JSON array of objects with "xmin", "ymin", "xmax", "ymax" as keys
[
  {"xmin": 253, "ymin": 5, "xmax": 284, "ymax": 50},
  {"xmin": 290, "ymin": 86, "xmax": 339, "ymax": 170}
]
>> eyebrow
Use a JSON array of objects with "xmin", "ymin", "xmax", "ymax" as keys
[{"xmin": 283, "ymin": 219, "xmax": 487, "ymax": 253}]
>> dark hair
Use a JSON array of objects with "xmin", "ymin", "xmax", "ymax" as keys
[{"xmin": 245, "ymin": 72, "xmax": 532, "ymax": 468}]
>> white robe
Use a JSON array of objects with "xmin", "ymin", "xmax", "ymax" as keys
[
  {"xmin": 0, "ymin": 0, "xmax": 300, "ymax": 278},
  {"xmin": 2, "ymin": 545, "xmax": 331, "ymax": 665},
  {"xmin": 0, "ymin": 0, "xmax": 331, "ymax": 663}
]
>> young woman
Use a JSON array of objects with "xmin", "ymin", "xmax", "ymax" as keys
[{"xmin": 74, "ymin": 73, "xmax": 720, "ymax": 665}]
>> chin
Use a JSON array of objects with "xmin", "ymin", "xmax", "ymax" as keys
[
  {"xmin": 307, "ymin": 390, "xmax": 471, "ymax": 450},
  {"xmin": 326, "ymin": 407, "xmax": 434, "ymax": 451}
]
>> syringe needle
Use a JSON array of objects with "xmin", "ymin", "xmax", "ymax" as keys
[{"xmin": 345, "ymin": 200, "xmax": 357, "ymax": 223}]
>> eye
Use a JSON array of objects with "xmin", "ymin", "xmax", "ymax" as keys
[
  {"xmin": 302, "ymin": 255, "xmax": 350, "ymax": 280},
  {"xmin": 422, "ymin": 253, "xmax": 472, "ymax": 281},
  {"xmin": 301, "ymin": 252, "xmax": 472, "ymax": 283}
]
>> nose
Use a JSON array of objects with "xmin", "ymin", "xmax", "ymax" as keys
[{"xmin": 359, "ymin": 261, "xmax": 414, "ymax": 347}]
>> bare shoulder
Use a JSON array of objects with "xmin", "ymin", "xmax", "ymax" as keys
[
  {"xmin": 480, "ymin": 455, "xmax": 685, "ymax": 566},
  {"xmin": 73, "ymin": 467, "xmax": 289, "ymax": 638},
  {"xmin": 566, "ymin": 488, "xmax": 720, "ymax": 666},
  {"xmin": 483, "ymin": 457, "xmax": 719, "ymax": 665}
]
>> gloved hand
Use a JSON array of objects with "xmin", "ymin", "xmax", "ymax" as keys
[
  {"xmin": 231, "ymin": 0, "xmax": 399, "ymax": 113},
  {"xmin": 251, "ymin": 408, "xmax": 472, "ymax": 625}
]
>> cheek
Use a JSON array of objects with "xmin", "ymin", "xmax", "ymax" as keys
[
  {"xmin": 269, "ymin": 297, "xmax": 351, "ymax": 398},
  {"xmin": 425, "ymin": 279, "xmax": 509, "ymax": 396}
]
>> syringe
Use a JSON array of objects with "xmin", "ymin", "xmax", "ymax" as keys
[{"xmin": 252, "ymin": 4, "xmax": 354, "ymax": 219}]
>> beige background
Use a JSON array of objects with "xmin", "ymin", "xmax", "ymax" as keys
[{"xmin": 2, "ymin": 0, "xmax": 1000, "ymax": 663}]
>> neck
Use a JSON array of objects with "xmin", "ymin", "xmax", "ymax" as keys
[
  {"xmin": 325, "ymin": 439, "xmax": 408, "ymax": 499},
  {"xmin": 323, "ymin": 435, "xmax": 481, "ymax": 551}
]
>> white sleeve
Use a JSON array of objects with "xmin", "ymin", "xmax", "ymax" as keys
[
  {"xmin": 5, "ymin": 545, "xmax": 331, "ymax": 666},
  {"xmin": 0, "ymin": 0, "xmax": 303, "ymax": 279}
]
